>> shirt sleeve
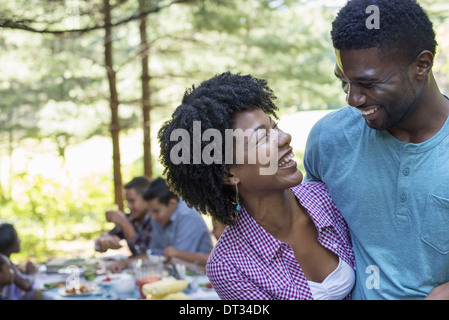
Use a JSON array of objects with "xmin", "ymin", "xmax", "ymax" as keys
[
  {"xmin": 206, "ymin": 260, "xmax": 273, "ymax": 300},
  {"xmin": 172, "ymin": 215, "xmax": 212, "ymax": 253},
  {"xmin": 127, "ymin": 234, "xmax": 145, "ymax": 256},
  {"xmin": 149, "ymin": 220, "xmax": 164, "ymax": 256},
  {"xmin": 126, "ymin": 217, "xmax": 152, "ymax": 256},
  {"xmin": 93, "ymin": 225, "xmax": 125, "ymax": 252},
  {"xmin": 303, "ymin": 118, "xmax": 324, "ymax": 182}
]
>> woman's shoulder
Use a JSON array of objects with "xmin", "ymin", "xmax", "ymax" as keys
[
  {"xmin": 292, "ymin": 181, "xmax": 331, "ymax": 198},
  {"xmin": 291, "ymin": 182, "xmax": 342, "ymax": 221}
]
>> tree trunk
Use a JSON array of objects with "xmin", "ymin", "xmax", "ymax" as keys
[
  {"xmin": 104, "ymin": 0, "xmax": 124, "ymax": 211},
  {"xmin": 139, "ymin": 0, "xmax": 153, "ymax": 180}
]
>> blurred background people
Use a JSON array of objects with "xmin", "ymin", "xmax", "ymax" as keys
[
  {"xmin": 0, "ymin": 253, "xmax": 14, "ymax": 300},
  {"xmin": 0, "ymin": 223, "xmax": 37, "ymax": 300},
  {"xmin": 94, "ymin": 176, "xmax": 152, "ymax": 272},
  {"xmin": 143, "ymin": 177, "xmax": 213, "ymax": 268}
]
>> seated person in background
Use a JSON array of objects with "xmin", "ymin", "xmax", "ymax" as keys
[
  {"xmin": 0, "ymin": 254, "xmax": 14, "ymax": 300},
  {"xmin": 0, "ymin": 223, "xmax": 36, "ymax": 300},
  {"xmin": 95, "ymin": 176, "xmax": 152, "ymax": 271},
  {"xmin": 143, "ymin": 177, "xmax": 213, "ymax": 268},
  {"xmin": 166, "ymin": 217, "xmax": 226, "ymax": 272}
]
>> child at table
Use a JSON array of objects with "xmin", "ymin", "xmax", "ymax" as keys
[
  {"xmin": 143, "ymin": 177, "xmax": 214, "ymax": 265},
  {"xmin": 0, "ymin": 254, "xmax": 14, "ymax": 300},
  {"xmin": 0, "ymin": 223, "xmax": 36, "ymax": 299}
]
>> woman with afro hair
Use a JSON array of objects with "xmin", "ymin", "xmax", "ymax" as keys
[{"xmin": 158, "ymin": 72, "xmax": 355, "ymax": 300}]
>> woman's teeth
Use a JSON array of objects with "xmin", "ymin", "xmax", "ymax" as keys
[{"xmin": 278, "ymin": 152, "xmax": 294, "ymax": 167}]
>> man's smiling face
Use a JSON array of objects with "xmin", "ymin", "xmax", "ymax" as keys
[{"xmin": 336, "ymin": 47, "xmax": 418, "ymax": 131}]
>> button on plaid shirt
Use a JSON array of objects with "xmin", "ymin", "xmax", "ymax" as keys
[{"xmin": 206, "ymin": 181, "xmax": 355, "ymax": 300}]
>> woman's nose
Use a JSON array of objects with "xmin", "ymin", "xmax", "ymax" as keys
[{"xmin": 277, "ymin": 129, "xmax": 292, "ymax": 148}]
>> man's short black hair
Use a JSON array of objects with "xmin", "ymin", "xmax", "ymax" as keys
[
  {"xmin": 331, "ymin": 0, "xmax": 437, "ymax": 64},
  {"xmin": 124, "ymin": 176, "xmax": 151, "ymax": 197},
  {"xmin": 143, "ymin": 177, "xmax": 179, "ymax": 205}
]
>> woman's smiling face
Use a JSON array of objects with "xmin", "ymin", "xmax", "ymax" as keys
[{"xmin": 228, "ymin": 108, "xmax": 303, "ymax": 197}]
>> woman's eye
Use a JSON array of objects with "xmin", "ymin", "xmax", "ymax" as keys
[
  {"xmin": 255, "ymin": 122, "xmax": 279, "ymax": 145},
  {"xmin": 258, "ymin": 132, "xmax": 268, "ymax": 143}
]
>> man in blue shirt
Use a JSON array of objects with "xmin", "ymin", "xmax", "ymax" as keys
[
  {"xmin": 304, "ymin": 0, "xmax": 449, "ymax": 299},
  {"xmin": 143, "ymin": 177, "xmax": 213, "ymax": 267}
]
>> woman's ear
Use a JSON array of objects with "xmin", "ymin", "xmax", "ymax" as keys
[{"xmin": 223, "ymin": 168, "xmax": 240, "ymax": 186}]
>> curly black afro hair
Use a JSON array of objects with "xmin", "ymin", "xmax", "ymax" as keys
[
  {"xmin": 331, "ymin": 0, "xmax": 437, "ymax": 64},
  {"xmin": 158, "ymin": 72, "xmax": 279, "ymax": 225}
]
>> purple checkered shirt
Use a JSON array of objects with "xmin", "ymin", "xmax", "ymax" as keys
[{"xmin": 206, "ymin": 181, "xmax": 355, "ymax": 300}]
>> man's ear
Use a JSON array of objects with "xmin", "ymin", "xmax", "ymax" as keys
[{"xmin": 412, "ymin": 50, "xmax": 434, "ymax": 81}]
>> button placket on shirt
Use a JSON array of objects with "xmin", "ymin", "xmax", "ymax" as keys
[
  {"xmin": 279, "ymin": 242, "xmax": 313, "ymax": 300},
  {"xmin": 403, "ymin": 167, "xmax": 410, "ymax": 176},
  {"xmin": 396, "ymin": 148, "xmax": 413, "ymax": 219}
]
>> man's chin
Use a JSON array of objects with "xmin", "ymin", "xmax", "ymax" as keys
[{"xmin": 364, "ymin": 118, "xmax": 389, "ymax": 131}]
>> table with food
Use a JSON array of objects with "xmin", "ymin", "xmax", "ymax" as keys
[{"xmin": 34, "ymin": 255, "xmax": 219, "ymax": 300}]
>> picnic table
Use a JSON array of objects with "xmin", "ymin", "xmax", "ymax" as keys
[{"xmin": 34, "ymin": 255, "xmax": 219, "ymax": 300}]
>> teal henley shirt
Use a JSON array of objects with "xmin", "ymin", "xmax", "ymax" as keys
[{"xmin": 304, "ymin": 105, "xmax": 449, "ymax": 299}]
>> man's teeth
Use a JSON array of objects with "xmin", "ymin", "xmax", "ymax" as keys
[
  {"xmin": 278, "ymin": 152, "xmax": 294, "ymax": 167},
  {"xmin": 360, "ymin": 106, "xmax": 380, "ymax": 116}
]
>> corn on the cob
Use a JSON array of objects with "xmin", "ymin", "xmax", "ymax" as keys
[
  {"xmin": 146, "ymin": 292, "xmax": 189, "ymax": 300},
  {"xmin": 142, "ymin": 278, "xmax": 188, "ymax": 297}
]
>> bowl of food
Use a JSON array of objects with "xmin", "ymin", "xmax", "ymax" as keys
[{"xmin": 97, "ymin": 273, "xmax": 136, "ymax": 299}]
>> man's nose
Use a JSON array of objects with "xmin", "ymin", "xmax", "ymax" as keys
[{"xmin": 347, "ymin": 84, "xmax": 367, "ymax": 108}]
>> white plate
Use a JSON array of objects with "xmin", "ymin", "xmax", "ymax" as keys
[{"xmin": 58, "ymin": 285, "xmax": 101, "ymax": 297}]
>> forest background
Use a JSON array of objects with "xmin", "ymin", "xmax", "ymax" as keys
[{"xmin": 1, "ymin": 0, "xmax": 449, "ymax": 263}]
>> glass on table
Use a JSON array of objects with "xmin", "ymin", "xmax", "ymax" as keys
[{"xmin": 133, "ymin": 258, "xmax": 163, "ymax": 299}]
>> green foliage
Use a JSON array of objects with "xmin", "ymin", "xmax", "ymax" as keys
[{"xmin": 1, "ymin": 172, "xmax": 113, "ymax": 263}]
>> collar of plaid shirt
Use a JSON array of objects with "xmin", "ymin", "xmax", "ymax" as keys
[{"xmin": 237, "ymin": 184, "xmax": 338, "ymax": 264}]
